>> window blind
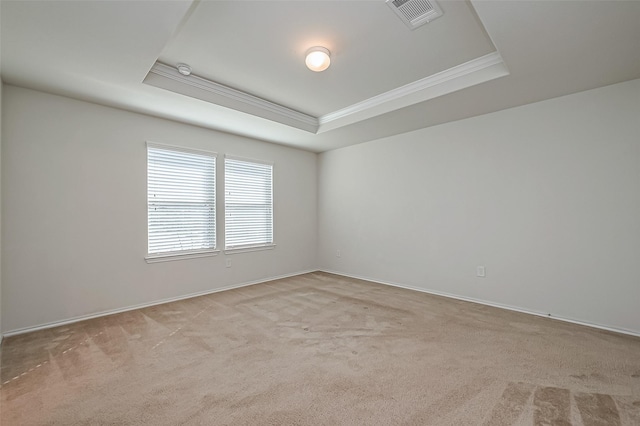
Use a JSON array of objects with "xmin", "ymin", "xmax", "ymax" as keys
[
  {"xmin": 147, "ymin": 143, "xmax": 216, "ymax": 256},
  {"xmin": 225, "ymin": 156, "xmax": 273, "ymax": 250}
]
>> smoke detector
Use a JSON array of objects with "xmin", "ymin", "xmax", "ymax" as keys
[
  {"xmin": 176, "ymin": 63, "xmax": 192, "ymax": 76},
  {"xmin": 387, "ymin": 0, "xmax": 443, "ymax": 30}
]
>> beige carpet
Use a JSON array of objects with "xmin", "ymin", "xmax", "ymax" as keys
[{"xmin": 1, "ymin": 272, "xmax": 639, "ymax": 425}]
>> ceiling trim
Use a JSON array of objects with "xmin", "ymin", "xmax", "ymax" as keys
[
  {"xmin": 144, "ymin": 52, "xmax": 508, "ymax": 134},
  {"xmin": 146, "ymin": 62, "xmax": 319, "ymax": 132},
  {"xmin": 316, "ymin": 51, "xmax": 508, "ymax": 132}
]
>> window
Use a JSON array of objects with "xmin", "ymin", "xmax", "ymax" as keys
[
  {"xmin": 224, "ymin": 156, "xmax": 274, "ymax": 251},
  {"xmin": 146, "ymin": 143, "xmax": 217, "ymax": 261}
]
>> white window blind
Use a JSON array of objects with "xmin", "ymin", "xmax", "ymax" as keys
[
  {"xmin": 225, "ymin": 156, "xmax": 273, "ymax": 250},
  {"xmin": 147, "ymin": 143, "xmax": 216, "ymax": 258}
]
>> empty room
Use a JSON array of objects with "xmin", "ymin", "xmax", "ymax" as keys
[{"xmin": 1, "ymin": 0, "xmax": 639, "ymax": 424}]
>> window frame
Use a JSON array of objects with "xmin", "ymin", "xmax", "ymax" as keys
[
  {"xmin": 145, "ymin": 141, "xmax": 219, "ymax": 263},
  {"xmin": 224, "ymin": 154, "xmax": 275, "ymax": 254}
]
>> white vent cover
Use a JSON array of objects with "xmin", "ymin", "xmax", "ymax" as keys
[{"xmin": 387, "ymin": 0, "xmax": 443, "ymax": 30}]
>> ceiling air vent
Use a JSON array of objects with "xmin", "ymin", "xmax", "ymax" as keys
[{"xmin": 387, "ymin": 0, "xmax": 443, "ymax": 30}]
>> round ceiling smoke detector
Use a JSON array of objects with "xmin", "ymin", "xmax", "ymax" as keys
[
  {"xmin": 305, "ymin": 47, "xmax": 331, "ymax": 72},
  {"xmin": 176, "ymin": 63, "xmax": 192, "ymax": 76}
]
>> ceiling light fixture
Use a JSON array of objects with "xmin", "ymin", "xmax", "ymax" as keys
[
  {"xmin": 305, "ymin": 47, "xmax": 331, "ymax": 72},
  {"xmin": 176, "ymin": 63, "xmax": 192, "ymax": 76}
]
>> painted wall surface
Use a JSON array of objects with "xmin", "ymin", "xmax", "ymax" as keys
[
  {"xmin": 2, "ymin": 86, "xmax": 317, "ymax": 333},
  {"xmin": 0, "ymin": 80, "xmax": 3, "ymax": 339},
  {"xmin": 318, "ymin": 79, "xmax": 640, "ymax": 335}
]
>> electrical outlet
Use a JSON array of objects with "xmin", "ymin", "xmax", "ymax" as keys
[
  {"xmin": 225, "ymin": 259, "xmax": 232, "ymax": 268},
  {"xmin": 336, "ymin": 249, "xmax": 341, "ymax": 258},
  {"xmin": 477, "ymin": 266, "xmax": 486, "ymax": 277}
]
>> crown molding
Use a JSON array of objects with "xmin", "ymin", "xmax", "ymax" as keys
[
  {"xmin": 143, "ymin": 52, "xmax": 508, "ymax": 135},
  {"xmin": 146, "ymin": 62, "xmax": 319, "ymax": 132},
  {"xmin": 316, "ymin": 51, "xmax": 508, "ymax": 132}
]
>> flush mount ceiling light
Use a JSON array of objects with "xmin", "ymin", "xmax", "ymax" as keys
[
  {"xmin": 305, "ymin": 47, "xmax": 331, "ymax": 72},
  {"xmin": 176, "ymin": 63, "xmax": 192, "ymax": 76}
]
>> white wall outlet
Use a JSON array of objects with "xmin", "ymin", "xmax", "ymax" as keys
[
  {"xmin": 477, "ymin": 266, "xmax": 486, "ymax": 277},
  {"xmin": 336, "ymin": 249, "xmax": 341, "ymax": 258},
  {"xmin": 225, "ymin": 259, "xmax": 232, "ymax": 268}
]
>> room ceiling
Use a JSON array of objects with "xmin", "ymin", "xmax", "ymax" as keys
[
  {"xmin": 2, "ymin": 1, "xmax": 639, "ymax": 153},
  {"xmin": 157, "ymin": 0, "xmax": 495, "ymax": 117}
]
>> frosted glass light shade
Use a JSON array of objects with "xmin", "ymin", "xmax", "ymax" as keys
[{"xmin": 305, "ymin": 47, "xmax": 331, "ymax": 72}]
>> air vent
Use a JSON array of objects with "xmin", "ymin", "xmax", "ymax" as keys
[{"xmin": 387, "ymin": 0, "xmax": 443, "ymax": 30}]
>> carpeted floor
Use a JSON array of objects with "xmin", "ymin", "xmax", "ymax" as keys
[{"xmin": 1, "ymin": 272, "xmax": 639, "ymax": 425}]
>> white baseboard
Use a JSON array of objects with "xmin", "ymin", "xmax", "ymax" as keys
[
  {"xmin": 2, "ymin": 269, "xmax": 318, "ymax": 338},
  {"xmin": 320, "ymin": 269, "xmax": 640, "ymax": 339},
  {"xmin": 4, "ymin": 269, "xmax": 638, "ymax": 340}
]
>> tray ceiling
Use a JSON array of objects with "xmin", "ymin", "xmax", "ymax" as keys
[
  {"xmin": 2, "ymin": 1, "xmax": 639, "ymax": 152},
  {"xmin": 155, "ymin": 0, "xmax": 495, "ymax": 117}
]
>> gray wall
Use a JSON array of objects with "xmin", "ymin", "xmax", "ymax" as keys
[
  {"xmin": 318, "ymin": 79, "xmax": 640, "ymax": 335},
  {"xmin": 2, "ymin": 85, "xmax": 317, "ymax": 333}
]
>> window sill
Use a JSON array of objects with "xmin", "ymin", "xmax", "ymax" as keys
[
  {"xmin": 224, "ymin": 244, "xmax": 276, "ymax": 255},
  {"xmin": 145, "ymin": 250, "xmax": 220, "ymax": 264}
]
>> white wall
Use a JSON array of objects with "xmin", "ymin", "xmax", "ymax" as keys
[
  {"xmin": 2, "ymin": 85, "xmax": 317, "ymax": 333},
  {"xmin": 318, "ymin": 79, "xmax": 640, "ymax": 335},
  {"xmin": 0, "ymin": 80, "xmax": 3, "ymax": 340},
  {"xmin": 1, "ymin": 3, "xmax": 4, "ymax": 340},
  {"xmin": 3, "ymin": 79, "xmax": 639, "ymax": 336}
]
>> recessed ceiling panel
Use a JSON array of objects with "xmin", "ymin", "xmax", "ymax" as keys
[{"xmin": 157, "ymin": 0, "xmax": 495, "ymax": 117}]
